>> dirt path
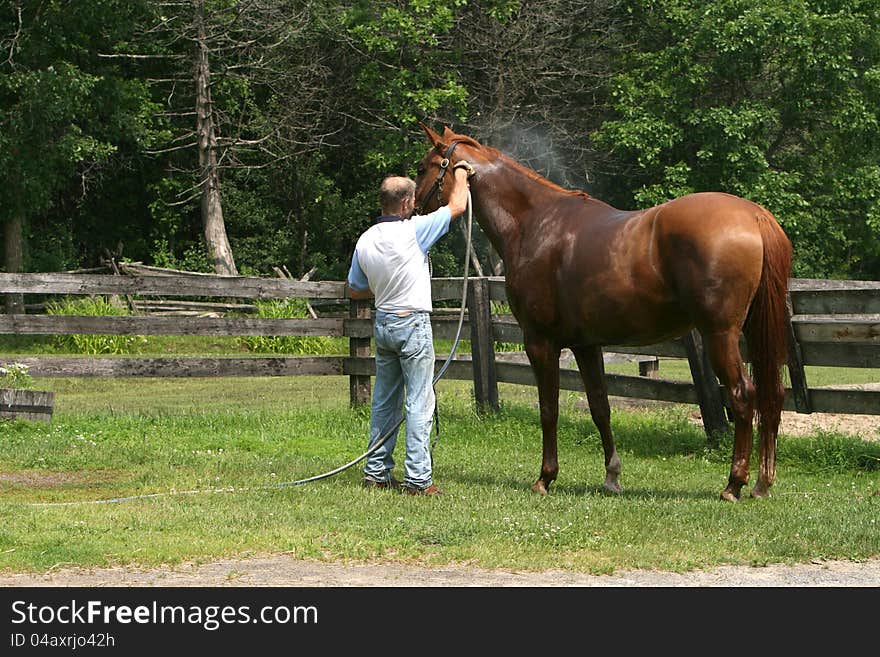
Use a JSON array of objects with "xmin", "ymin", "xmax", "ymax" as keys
[
  {"xmin": 778, "ymin": 408, "xmax": 880, "ymax": 438},
  {"xmin": 2, "ymin": 554, "xmax": 879, "ymax": 587},
  {"xmin": 605, "ymin": 387, "xmax": 880, "ymax": 440}
]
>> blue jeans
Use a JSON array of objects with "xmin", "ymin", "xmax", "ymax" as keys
[{"xmin": 363, "ymin": 311, "xmax": 435, "ymax": 489}]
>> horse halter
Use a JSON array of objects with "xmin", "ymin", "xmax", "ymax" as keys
[{"xmin": 415, "ymin": 140, "xmax": 461, "ymax": 215}]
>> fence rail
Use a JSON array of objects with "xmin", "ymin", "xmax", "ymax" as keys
[{"xmin": 1, "ymin": 270, "xmax": 878, "ymax": 435}]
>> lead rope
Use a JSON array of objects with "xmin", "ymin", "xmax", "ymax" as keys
[
  {"xmin": 431, "ymin": 190, "xmax": 473, "ymax": 456},
  {"xmin": 32, "ymin": 192, "xmax": 474, "ymax": 507}
]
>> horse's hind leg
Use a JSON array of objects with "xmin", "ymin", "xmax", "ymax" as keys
[
  {"xmin": 572, "ymin": 346, "xmax": 622, "ymax": 494},
  {"xmin": 750, "ymin": 378, "xmax": 783, "ymax": 498},
  {"xmin": 524, "ymin": 335, "xmax": 561, "ymax": 495},
  {"xmin": 702, "ymin": 330, "xmax": 756, "ymax": 501}
]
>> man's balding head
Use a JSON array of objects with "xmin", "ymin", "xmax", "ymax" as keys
[{"xmin": 379, "ymin": 176, "xmax": 416, "ymax": 216}]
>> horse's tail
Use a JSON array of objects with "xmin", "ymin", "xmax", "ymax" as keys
[{"xmin": 743, "ymin": 210, "xmax": 793, "ymax": 432}]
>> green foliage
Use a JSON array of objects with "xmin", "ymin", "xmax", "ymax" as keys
[
  {"xmin": 594, "ymin": 0, "xmax": 880, "ymax": 278},
  {"xmin": 0, "ymin": 62, "xmax": 114, "ymax": 215},
  {"xmin": 494, "ymin": 341, "xmax": 524, "ymax": 353},
  {"xmin": 46, "ymin": 297, "xmax": 145, "ymax": 355},
  {"xmin": 488, "ymin": 302, "xmax": 522, "ymax": 351},
  {"xmin": 146, "ymin": 175, "xmax": 207, "ymax": 273},
  {"xmin": 238, "ymin": 299, "xmax": 345, "ymax": 355},
  {"xmin": 339, "ymin": 0, "xmax": 469, "ymax": 178},
  {"xmin": 149, "ymin": 238, "xmax": 214, "ymax": 274},
  {"xmin": 0, "ymin": 0, "xmax": 165, "ymax": 270},
  {"xmin": 3, "ymin": 0, "xmax": 880, "ymax": 283}
]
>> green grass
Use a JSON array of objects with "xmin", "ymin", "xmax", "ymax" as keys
[
  {"xmin": 602, "ymin": 357, "xmax": 880, "ymax": 387},
  {"xmin": 0, "ymin": 376, "xmax": 877, "ymax": 575}
]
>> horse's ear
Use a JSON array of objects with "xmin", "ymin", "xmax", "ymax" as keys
[
  {"xmin": 441, "ymin": 126, "xmax": 456, "ymax": 139},
  {"xmin": 420, "ymin": 122, "xmax": 442, "ymax": 147}
]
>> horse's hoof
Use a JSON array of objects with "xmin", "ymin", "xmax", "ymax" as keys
[
  {"xmin": 750, "ymin": 484, "xmax": 771, "ymax": 499},
  {"xmin": 603, "ymin": 478, "xmax": 623, "ymax": 494},
  {"xmin": 720, "ymin": 489, "xmax": 740, "ymax": 502},
  {"xmin": 530, "ymin": 480, "xmax": 549, "ymax": 495}
]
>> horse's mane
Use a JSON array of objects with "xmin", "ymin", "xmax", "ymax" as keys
[
  {"xmin": 499, "ymin": 151, "xmax": 593, "ymax": 200},
  {"xmin": 444, "ymin": 130, "xmax": 592, "ymax": 200}
]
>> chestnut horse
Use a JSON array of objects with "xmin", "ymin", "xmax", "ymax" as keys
[{"xmin": 415, "ymin": 125, "xmax": 792, "ymax": 501}]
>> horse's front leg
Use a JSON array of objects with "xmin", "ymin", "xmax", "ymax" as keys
[
  {"xmin": 572, "ymin": 346, "xmax": 622, "ymax": 494},
  {"xmin": 525, "ymin": 336, "xmax": 561, "ymax": 495}
]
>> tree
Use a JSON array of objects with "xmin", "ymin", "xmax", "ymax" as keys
[
  {"xmin": 446, "ymin": 0, "xmax": 626, "ymax": 273},
  {"xmin": 191, "ymin": 0, "xmax": 235, "ymax": 274},
  {"xmin": 452, "ymin": 1, "xmax": 623, "ymax": 185},
  {"xmin": 116, "ymin": 0, "xmax": 335, "ymax": 275},
  {"xmin": 0, "ymin": 0, "xmax": 159, "ymax": 311},
  {"xmin": 273, "ymin": 0, "xmax": 470, "ymax": 279},
  {"xmin": 593, "ymin": 0, "xmax": 880, "ymax": 278}
]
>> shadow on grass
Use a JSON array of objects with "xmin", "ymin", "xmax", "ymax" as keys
[
  {"xmin": 440, "ymin": 469, "xmax": 719, "ymax": 501},
  {"xmin": 484, "ymin": 402, "xmax": 716, "ymax": 459}
]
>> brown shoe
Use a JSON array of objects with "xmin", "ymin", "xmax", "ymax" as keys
[
  {"xmin": 401, "ymin": 483, "xmax": 444, "ymax": 496},
  {"xmin": 362, "ymin": 475, "xmax": 403, "ymax": 490}
]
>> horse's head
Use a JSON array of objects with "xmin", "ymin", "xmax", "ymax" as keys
[{"xmin": 414, "ymin": 124, "xmax": 485, "ymax": 214}]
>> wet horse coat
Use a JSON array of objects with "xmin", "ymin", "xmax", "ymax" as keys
[{"xmin": 415, "ymin": 126, "xmax": 792, "ymax": 501}]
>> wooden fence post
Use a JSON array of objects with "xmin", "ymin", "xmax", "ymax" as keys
[
  {"xmin": 349, "ymin": 298, "xmax": 371, "ymax": 407},
  {"xmin": 0, "ymin": 388, "xmax": 54, "ymax": 422},
  {"xmin": 785, "ymin": 294, "xmax": 813, "ymax": 413},
  {"xmin": 467, "ymin": 277, "xmax": 499, "ymax": 412},
  {"xmin": 638, "ymin": 358, "xmax": 660, "ymax": 378},
  {"xmin": 681, "ymin": 330, "xmax": 729, "ymax": 441}
]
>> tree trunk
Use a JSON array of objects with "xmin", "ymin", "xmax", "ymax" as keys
[
  {"xmin": 194, "ymin": 0, "xmax": 237, "ymax": 276},
  {"xmin": 4, "ymin": 185, "xmax": 25, "ymax": 314}
]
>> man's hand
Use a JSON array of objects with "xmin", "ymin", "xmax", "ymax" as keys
[
  {"xmin": 445, "ymin": 163, "xmax": 471, "ymax": 218},
  {"xmin": 453, "ymin": 160, "xmax": 476, "ymax": 178}
]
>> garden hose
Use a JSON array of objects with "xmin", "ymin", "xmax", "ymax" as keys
[{"xmin": 32, "ymin": 191, "xmax": 475, "ymax": 506}]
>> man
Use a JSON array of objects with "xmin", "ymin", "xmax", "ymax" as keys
[{"xmin": 346, "ymin": 161, "xmax": 474, "ymax": 496}]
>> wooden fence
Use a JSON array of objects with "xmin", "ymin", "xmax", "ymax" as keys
[
  {"xmin": 428, "ymin": 276, "xmax": 880, "ymax": 436},
  {"xmin": 1, "ymin": 268, "xmax": 878, "ymax": 436}
]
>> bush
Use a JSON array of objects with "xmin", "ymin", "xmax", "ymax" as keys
[
  {"xmin": 238, "ymin": 299, "xmax": 345, "ymax": 355},
  {"xmin": 46, "ymin": 296, "xmax": 146, "ymax": 355}
]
